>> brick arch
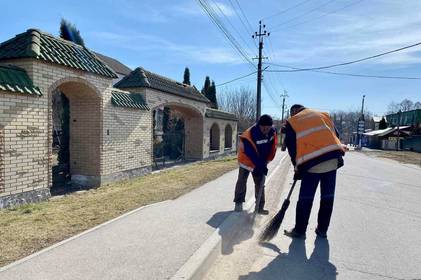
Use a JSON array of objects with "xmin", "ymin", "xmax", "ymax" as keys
[
  {"xmin": 48, "ymin": 76, "xmax": 103, "ymax": 188},
  {"xmin": 152, "ymin": 102, "xmax": 205, "ymax": 160},
  {"xmin": 47, "ymin": 76, "xmax": 102, "ymax": 99},
  {"xmin": 224, "ymin": 124, "xmax": 233, "ymax": 148},
  {"xmin": 151, "ymin": 101, "xmax": 205, "ymax": 118},
  {"xmin": 210, "ymin": 122, "xmax": 220, "ymax": 151}
]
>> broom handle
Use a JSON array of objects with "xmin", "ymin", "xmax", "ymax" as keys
[{"xmin": 286, "ymin": 179, "xmax": 298, "ymax": 200}]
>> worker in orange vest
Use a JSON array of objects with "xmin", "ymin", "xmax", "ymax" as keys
[
  {"xmin": 284, "ymin": 104, "xmax": 346, "ymax": 239},
  {"xmin": 234, "ymin": 114, "xmax": 277, "ymax": 215}
]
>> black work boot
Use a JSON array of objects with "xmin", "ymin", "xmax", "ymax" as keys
[
  {"xmin": 254, "ymin": 205, "xmax": 269, "ymax": 215},
  {"xmin": 284, "ymin": 228, "xmax": 306, "ymax": 239}
]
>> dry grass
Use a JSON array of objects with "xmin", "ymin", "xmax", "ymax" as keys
[
  {"xmin": 0, "ymin": 157, "xmax": 238, "ymax": 267},
  {"xmin": 361, "ymin": 150, "xmax": 421, "ymax": 167}
]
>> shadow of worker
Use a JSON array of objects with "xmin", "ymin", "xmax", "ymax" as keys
[
  {"xmin": 207, "ymin": 211, "xmax": 255, "ymax": 255},
  {"xmin": 239, "ymin": 238, "xmax": 337, "ymax": 280}
]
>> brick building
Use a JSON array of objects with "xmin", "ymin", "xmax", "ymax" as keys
[{"xmin": 0, "ymin": 29, "xmax": 237, "ymax": 208}]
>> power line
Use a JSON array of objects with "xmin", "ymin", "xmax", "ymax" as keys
[
  {"xmin": 233, "ymin": 0, "xmax": 255, "ymax": 34},
  {"xmin": 215, "ymin": 71, "xmax": 257, "ymax": 87},
  {"xmin": 228, "ymin": 0, "xmax": 258, "ymax": 49},
  {"xmin": 265, "ymin": 63, "xmax": 421, "ymax": 80},
  {"xmin": 197, "ymin": 0, "xmax": 255, "ymax": 67},
  {"xmin": 262, "ymin": 0, "xmax": 313, "ymax": 21},
  {"xmin": 274, "ymin": 0, "xmax": 364, "ymax": 31},
  {"xmin": 208, "ymin": 0, "xmax": 255, "ymax": 56},
  {"xmin": 265, "ymin": 41, "xmax": 421, "ymax": 71},
  {"xmin": 271, "ymin": 0, "xmax": 336, "ymax": 31}
]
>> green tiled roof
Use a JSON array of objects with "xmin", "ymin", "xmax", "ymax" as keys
[
  {"xmin": 205, "ymin": 108, "xmax": 238, "ymax": 121},
  {"xmin": 0, "ymin": 65, "xmax": 42, "ymax": 96},
  {"xmin": 111, "ymin": 90, "xmax": 149, "ymax": 110},
  {"xmin": 115, "ymin": 67, "xmax": 210, "ymax": 103},
  {"xmin": 0, "ymin": 29, "xmax": 117, "ymax": 78}
]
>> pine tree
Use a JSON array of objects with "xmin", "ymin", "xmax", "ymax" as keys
[
  {"xmin": 60, "ymin": 19, "xmax": 85, "ymax": 46},
  {"xmin": 183, "ymin": 67, "xmax": 191, "ymax": 85},
  {"xmin": 379, "ymin": 117, "xmax": 387, "ymax": 129}
]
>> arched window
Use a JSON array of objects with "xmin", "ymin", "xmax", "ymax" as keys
[
  {"xmin": 224, "ymin": 124, "xmax": 232, "ymax": 149},
  {"xmin": 210, "ymin": 123, "xmax": 220, "ymax": 151}
]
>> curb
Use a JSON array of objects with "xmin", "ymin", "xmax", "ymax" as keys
[{"xmin": 170, "ymin": 154, "xmax": 288, "ymax": 280}]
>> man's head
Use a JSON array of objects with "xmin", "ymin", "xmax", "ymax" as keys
[
  {"xmin": 258, "ymin": 114, "xmax": 273, "ymax": 135},
  {"xmin": 290, "ymin": 104, "xmax": 305, "ymax": 116}
]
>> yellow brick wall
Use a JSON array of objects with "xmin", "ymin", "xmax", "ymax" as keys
[{"xmin": 0, "ymin": 91, "xmax": 48, "ymax": 196}]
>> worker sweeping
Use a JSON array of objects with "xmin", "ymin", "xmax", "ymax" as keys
[
  {"xmin": 282, "ymin": 104, "xmax": 346, "ymax": 239},
  {"xmin": 233, "ymin": 114, "xmax": 277, "ymax": 215}
]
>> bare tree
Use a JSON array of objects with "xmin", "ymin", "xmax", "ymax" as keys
[
  {"xmin": 218, "ymin": 87, "xmax": 256, "ymax": 132},
  {"xmin": 400, "ymin": 99, "xmax": 414, "ymax": 111},
  {"xmin": 414, "ymin": 101, "xmax": 421, "ymax": 109},
  {"xmin": 387, "ymin": 101, "xmax": 400, "ymax": 114},
  {"xmin": 330, "ymin": 110, "xmax": 374, "ymax": 144}
]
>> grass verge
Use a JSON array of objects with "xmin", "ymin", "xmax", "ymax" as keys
[
  {"xmin": 0, "ymin": 157, "xmax": 238, "ymax": 268},
  {"xmin": 361, "ymin": 150, "xmax": 421, "ymax": 167}
]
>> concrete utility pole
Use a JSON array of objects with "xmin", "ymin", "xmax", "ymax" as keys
[
  {"xmin": 252, "ymin": 21, "xmax": 269, "ymax": 121},
  {"xmin": 396, "ymin": 110, "xmax": 402, "ymax": 151},
  {"xmin": 281, "ymin": 90, "xmax": 288, "ymax": 122},
  {"xmin": 357, "ymin": 95, "xmax": 366, "ymax": 149}
]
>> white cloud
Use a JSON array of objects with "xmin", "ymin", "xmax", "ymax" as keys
[
  {"xmin": 174, "ymin": 1, "xmax": 235, "ymax": 17},
  {"xmin": 89, "ymin": 31, "xmax": 242, "ymax": 64},
  {"xmin": 268, "ymin": 2, "xmax": 421, "ymax": 67}
]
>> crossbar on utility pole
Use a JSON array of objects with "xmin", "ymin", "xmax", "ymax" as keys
[{"xmin": 252, "ymin": 21, "xmax": 269, "ymax": 121}]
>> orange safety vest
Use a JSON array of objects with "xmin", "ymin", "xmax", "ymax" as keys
[
  {"xmin": 288, "ymin": 109, "xmax": 344, "ymax": 167},
  {"xmin": 237, "ymin": 127, "xmax": 277, "ymax": 171}
]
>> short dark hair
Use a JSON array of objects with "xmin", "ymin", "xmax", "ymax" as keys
[
  {"xmin": 290, "ymin": 104, "xmax": 305, "ymax": 115},
  {"xmin": 258, "ymin": 114, "xmax": 273, "ymax": 126}
]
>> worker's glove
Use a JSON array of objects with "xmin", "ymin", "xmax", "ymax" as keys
[{"xmin": 293, "ymin": 171, "xmax": 302, "ymax": 181}]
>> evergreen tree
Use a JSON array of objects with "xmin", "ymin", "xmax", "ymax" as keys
[
  {"xmin": 379, "ymin": 117, "xmax": 387, "ymax": 129},
  {"xmin": 183, "ymin": 67, "xmax": 191, "ymax": 85},
  {"xmin": 60, "ymin": 19, "xmax": 85, "ymax": 46},
  {"xmin": 209, "ymin": 81, "xmax": 218, "ymax": 109},
  {"xmin": 201, "ymin": 76, "xmax": 211, "ymax": 97}
]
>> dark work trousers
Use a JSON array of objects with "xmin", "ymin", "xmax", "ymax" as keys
[
  {"xmin": 233, "ymin": 167, "xmax": 265, "ymax": 210},
  {"xmin": 295, "ymin": 170, "xmax": 337, "ymax": 234}
]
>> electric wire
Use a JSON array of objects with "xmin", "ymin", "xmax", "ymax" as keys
[{"xmin": 262, "ymin": 0, "xmax": 313, "ymax": 21}]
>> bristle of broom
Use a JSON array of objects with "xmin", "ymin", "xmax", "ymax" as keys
[{"xmin": 259, "ymin": 199, "xmax": 290, "ymax": 242}]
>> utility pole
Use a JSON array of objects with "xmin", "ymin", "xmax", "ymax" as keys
[
  {"xmin": 252, "ymin": 21, "xmax": 269, "ymax": 121},
  {"xmin": 357, "ymin": 95, "xmax": 366, "ymax": 149},
  {"xmin": 396, "ymin": 110, "xmax": 402, "ymax": 151},
  {"xmin": 281, "ymin": 90, "xmax": 288, "ymax": 123}
]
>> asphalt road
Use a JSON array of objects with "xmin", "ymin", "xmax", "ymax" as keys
[{"xmin": 205, "ymin": 152, "xmax": 421, "ymax": 280}]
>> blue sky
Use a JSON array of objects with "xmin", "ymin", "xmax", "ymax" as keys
[{"xmin": 1, "ymin": 0, "xmax": 420, "ymax": 118}]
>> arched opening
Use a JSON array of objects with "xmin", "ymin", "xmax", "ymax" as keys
[
  {"xmin": 51, "ymin": 80, "xmax": 101, "ymax": 192},
  {"xmin": 210, "ymin": 123, "xmax": 220, "ymax": 151},
  {"xmin": 224, "ymin": 124, "xmax": 232, "ymax": 149},
  {"xmin": 152, "ymin": 103, "xmax": 203, "ymax": 167}
]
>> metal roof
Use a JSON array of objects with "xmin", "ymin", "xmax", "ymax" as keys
[
  {"xmin": 115, "ymin": 67, "xmax": 210, "ymax": 103},
  {"xmin": 111, "ymin": 90, "xmax": 149, "ymax": 110},
  {"xmin": 0, "ymin": 65, "xmax": 42, "ymax": 96},
  {"xmin": 0, "ymin": 29, "xmax": 117, "ymax": 78}
]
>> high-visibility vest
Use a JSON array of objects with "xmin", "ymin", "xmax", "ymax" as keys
[
  {"xmin": 288, "ymin": 109, "xmax": 344, "ymax": 167},
  {"xmin": 237, "ymin": 127, "xmax": 277, "ymax": 171}
]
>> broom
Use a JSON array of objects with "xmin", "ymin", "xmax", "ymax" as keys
[{"xmin": 259, "ymin": 179, "xmax": 298, "ymax": 242}]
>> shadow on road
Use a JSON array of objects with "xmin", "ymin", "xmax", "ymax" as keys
[
  {"xmin": 207, "ymin": 211, "xmax": 255, "ymax": 255},
  {"xmin": 239, "ymin": 237, "xmax": 337, "ymax": 280}
]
